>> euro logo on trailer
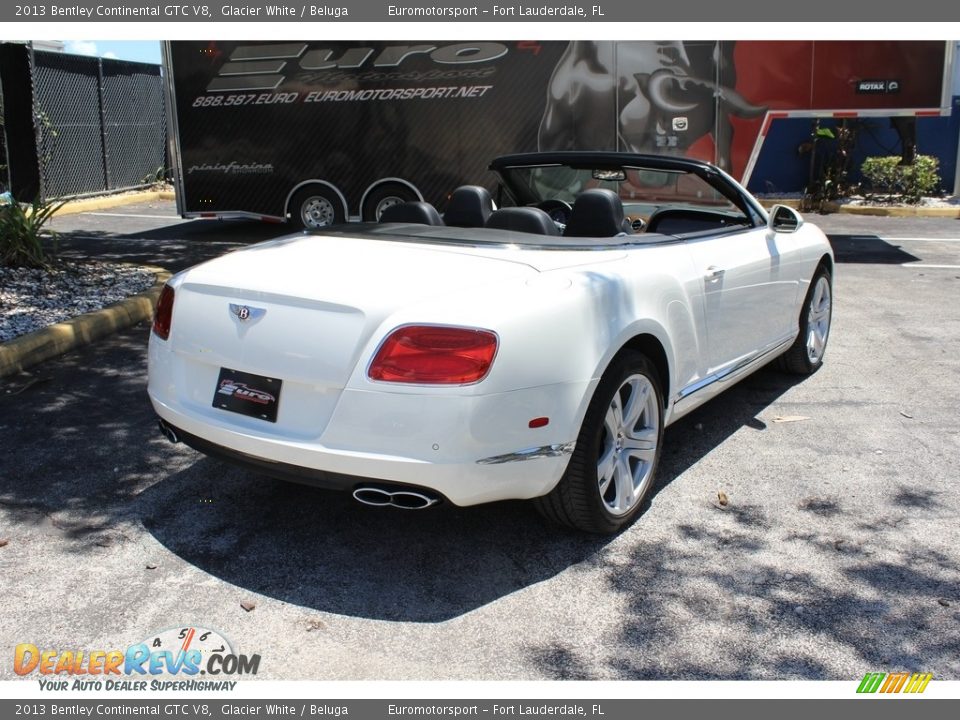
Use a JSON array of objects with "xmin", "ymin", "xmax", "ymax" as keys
[{"xmin": 204, "ymin": 42, "xmax": 510, "ymax": 93}]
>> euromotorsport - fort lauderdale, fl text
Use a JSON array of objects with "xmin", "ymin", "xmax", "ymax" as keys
[{"xmin": 387, "ymin": 4, "xmax": 606, "ymax": 17}]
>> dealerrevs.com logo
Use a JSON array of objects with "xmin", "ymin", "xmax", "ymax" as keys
[{"xmin": 14, "ymin": 626, "xmax": 259, "ymax": 691}]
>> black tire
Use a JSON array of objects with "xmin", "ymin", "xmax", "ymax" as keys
[
  {"xmin": 779, "ymin": 265, "xmax": 833, "ymax": 375},
  {"xmin": 288, "ymin": 185, "xmax": 345, "ymax": 229},
  {"xmin": 361, "ymin": 183, "xmax": 419, "ymax": 222},
  {"xmin": 534, "ymin": 350, "xmax": 664, "ymax": 534}
]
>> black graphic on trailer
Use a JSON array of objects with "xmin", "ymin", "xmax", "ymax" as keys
[{"xmin": 538, "ymin": 42, "xmax": 766, "ymax": 170}]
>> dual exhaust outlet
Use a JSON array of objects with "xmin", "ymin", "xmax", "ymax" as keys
[
  {"xmin": 352, "ymin": 486, "xmax": 440, "ymax": 510},
  {"xmin": 158, "ymin": 419, "xmax": 180, "ymax": 444},
  {"xmin": 157, "ymin": 418, "xmax": 439, "ymax": 511}
]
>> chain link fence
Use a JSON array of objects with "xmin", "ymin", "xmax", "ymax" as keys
[{"xmin": 0, "ymin": 44, "xmax": 165, "ymax": 201}]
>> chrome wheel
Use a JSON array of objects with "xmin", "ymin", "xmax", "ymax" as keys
[
  {"xmin": 374, "ymin": 195, "xmax": 405, "ymax": 219},
  {"xmin": 534, "ymin": 350, "xmax": 663, "ymax": 533},
  {"xmin": 300, "ymin": 196, "xmax": 336, "ymax": 228},
  {"xmin": 805, "ymin": 275, "xmax": 832, "ymax": 364},
  {"xmin": 597, "ymin": 373, "xmax": 660, "ymax": 516}
]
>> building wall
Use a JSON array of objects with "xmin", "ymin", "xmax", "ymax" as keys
[
  {"xmin": 748, "ymin": 109, "xmax": 960, "ymax": 196},
  {"xmin": 747, "ymin": 41, "xmax": 960, "ymax": 196}
]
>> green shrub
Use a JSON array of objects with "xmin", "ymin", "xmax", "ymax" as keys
[
  {"xmin": 860, "ymin": 155, "xmax": 941, "ymax": 203},
  {"xmin": 0, "ymin": 196, "xmax": 65, "ymax": 269}
]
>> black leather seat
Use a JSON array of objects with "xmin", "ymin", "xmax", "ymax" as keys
[
  {"xmin": 379, "ymin": 201, "xmax": 444, "ymax": 226},
  {"xmin": 563, "ymin": 188, "xmax": 627, "ymax": 237},
  {"xmin": 443, "ymin": 186, "xmax": 495, "ymax": 228},
  {"xmin": 485, "ymin": 207, "xmax": 560, "ymax": 236}
]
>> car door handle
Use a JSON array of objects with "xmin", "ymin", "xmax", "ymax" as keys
[{"xmin": 705, "ymin": 266, "xmax": 725, "ymax": 281}]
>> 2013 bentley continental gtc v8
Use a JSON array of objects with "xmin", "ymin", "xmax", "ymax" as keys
[{"xmin": 149, "ymin": 152, "xmax": 834, "ymax": 533}]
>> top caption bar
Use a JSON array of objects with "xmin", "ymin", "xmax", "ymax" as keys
[{"xmin": 5, "ymin": 0, "xmax": 960, "ymax": 22}]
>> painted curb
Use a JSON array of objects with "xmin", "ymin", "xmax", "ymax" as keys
[
  {"xmin": 759, "ymin": 199, "xmax": 803, "ymax": 210},
  {"xmin": 820, "ymin": 202, "xmax": 960, "ymax": 218},
  {"xmin": 759, "ymin": 198, "xmax": 960, "ymax": 217},
  {"xmin": 0, "ymin": 266, "xmax": 172, "ymax": 380},
  {"xmin": 52, "ymin": 190, "xmax": 176, "ymax": 217}
]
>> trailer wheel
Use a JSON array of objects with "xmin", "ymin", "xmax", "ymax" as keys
[
  {"xmin": 289, "ymin": 185, "xmax": 345, "ymax": 229},
  {"xmin": 362, "ymin": 183, "xmax": 419, "ymax": 222}
]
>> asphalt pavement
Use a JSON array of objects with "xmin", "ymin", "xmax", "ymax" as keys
[{"xmin": 1, "ymin": 203, "xmax": 958, "ymax": 681}]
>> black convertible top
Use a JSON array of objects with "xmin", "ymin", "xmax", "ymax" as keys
[
  {"xmin": 489, "ymin": 151, "xmax": 722, "ymax": 176},
  {"xmin": 488, "ymin": 151, "xmax": 765, "ymax": 224},
  {"xmin": 315, "ymin": 222, "xmax": 681, "ymax": 250}
]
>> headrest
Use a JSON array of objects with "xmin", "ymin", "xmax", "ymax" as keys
[
  {"xmin": 379, "ymin": 201, "xmax": 444, "ymax": 226},
  {"xmin": 563, "ymin": 188, "xmax": 626, "ymax": 237},
  {"xmin": 485, "ymin": 207, "xmax": 560, "ymax": 236},
  {"xmin": 443, "ymin": 185, "xmax": 495, "ymax": 228}
]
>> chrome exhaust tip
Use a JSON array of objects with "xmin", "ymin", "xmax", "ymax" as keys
[
  {"xmin": 352, "ymin": 487, "xmax": 393, "ymax": 507},
  {"xmin": 388, "ymin": 490, "xmax": 439, "ymax": 510},
  {"xmin": 157, "ymin": 419, "xmax": 180, "ymax": 444},
  {"xmin": 352, "ymin": 486, "xmax": 439, "ymax": 510}
]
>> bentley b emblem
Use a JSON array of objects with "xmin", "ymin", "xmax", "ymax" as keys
[{"xmin": 229, "ymin": 303, "xmax": 265, "ymax": 322}]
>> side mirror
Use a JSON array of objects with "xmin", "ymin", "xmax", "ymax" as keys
[{"xmin": 768, "ymin": 204, "xmax": 803, "ymax": 233}]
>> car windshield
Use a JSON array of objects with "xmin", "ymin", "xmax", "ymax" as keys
[{"xmin": 500, "ymin": 164, "xmax": 742, "ymax": 218}]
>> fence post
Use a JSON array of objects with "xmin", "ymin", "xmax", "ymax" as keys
[
  {"xmin": 96, "ymin": 57, "xmax": 111, "ymax": 192},
  {"xmin": 26, "ymin": 41, "xmax": 47, "ymax": 204}
]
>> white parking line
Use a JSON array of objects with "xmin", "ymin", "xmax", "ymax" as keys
[
  {"xmin": 87, "ymin": 212, "xmax": 185, "ymax": 220},
  {"xmin": 902, "ymin": 264, "xmax": 960, "ymax": 269},
  {"xmin": 876, "ymin": 236, "xmax": 960, "ymax": 243}
]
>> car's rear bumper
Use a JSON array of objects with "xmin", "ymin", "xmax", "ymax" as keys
[
  {"xmin": 149, "ymin": 391, "xmax": 582, "ymax": 507},
  {"xmin": 160, "ymin": 419, "xmax": 451, "ymax": 496}
]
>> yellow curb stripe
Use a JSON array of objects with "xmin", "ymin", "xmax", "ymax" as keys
[
  {"xmin": 759, "ymin": 200, "xmax": 959, "ymax": 218},
  {"xmin": 51, "ymin": 190, "xmax": 176, "ymax": 217},
  {"xmin": 0, "ymin": 265, "xmax": 171, "ymax": 379},
  {"xmin": 758, "ymin": 199, "xmax": 803, "ymax": 210},
  {"xmin": 820, "ymin": 201, "xmax": 960, "ymax": 218}
]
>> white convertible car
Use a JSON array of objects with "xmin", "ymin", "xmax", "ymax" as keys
[{"xmin": 148, "ymin": 152, "xmax": 833, "ymax": 533}]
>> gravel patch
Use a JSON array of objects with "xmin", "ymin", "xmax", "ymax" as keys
[
  {"xmin": 837, "ymin": 194, "xmax": 960, "ymax": 208},
  {"xmin": 757, "ymin": 193, "xmax": 960, "ymax": 208},
  {"xmin": 0, "ymin": 261, "xmax": 156, "ymax": 343}
]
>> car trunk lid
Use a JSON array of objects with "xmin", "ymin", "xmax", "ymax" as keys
[{"xmin": 164, "ymin": 234, "xmax": 538, "ymax": 438}]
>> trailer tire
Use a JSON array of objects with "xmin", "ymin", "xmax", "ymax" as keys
[
  {"xmin": 362, "ymin": 183, "xmax": 420, "ymax": 222},
  {"xmin": 289, "ymin": 185, "xmax": 345, "ymax": 229}
]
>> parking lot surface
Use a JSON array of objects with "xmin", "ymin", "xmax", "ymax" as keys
[{"xmin": 2, "ymin": 204, "xmax": 959, "ymax": 680}]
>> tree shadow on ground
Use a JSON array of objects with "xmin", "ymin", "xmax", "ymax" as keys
[
  {"xmin": 4, "ymin": 324, "xmax": 807, "ymax": 626},
  {"xmin": 46, "ymin": 219, "xmax": 293, "ymax": 272},
  {"xmin": 828, "ymin": 234, "xmax": 921, "ymax": 265},
  {"xmin": 6, "ymin": 329, "xmax": 957, "ymax": 677},
  {"xmin": 136, "ymin": 365, "xmax": 811, "ymax": 624}
]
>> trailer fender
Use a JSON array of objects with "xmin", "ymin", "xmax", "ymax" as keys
[
  {"xmin": 360, "ymin": 178, "xmax": 424, "ymax": 221},
  {"xmin": 285, "ymin": 180, "xmax": 350, "ymax": 229}
]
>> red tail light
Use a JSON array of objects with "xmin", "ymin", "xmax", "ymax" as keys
[
  {"xmin": 152, "ymin": 284, "xmax": 175, "ymax": 340},
  {"xmin": 368, "ymin": 325, "xmax": 498, "ymax": 385}
]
